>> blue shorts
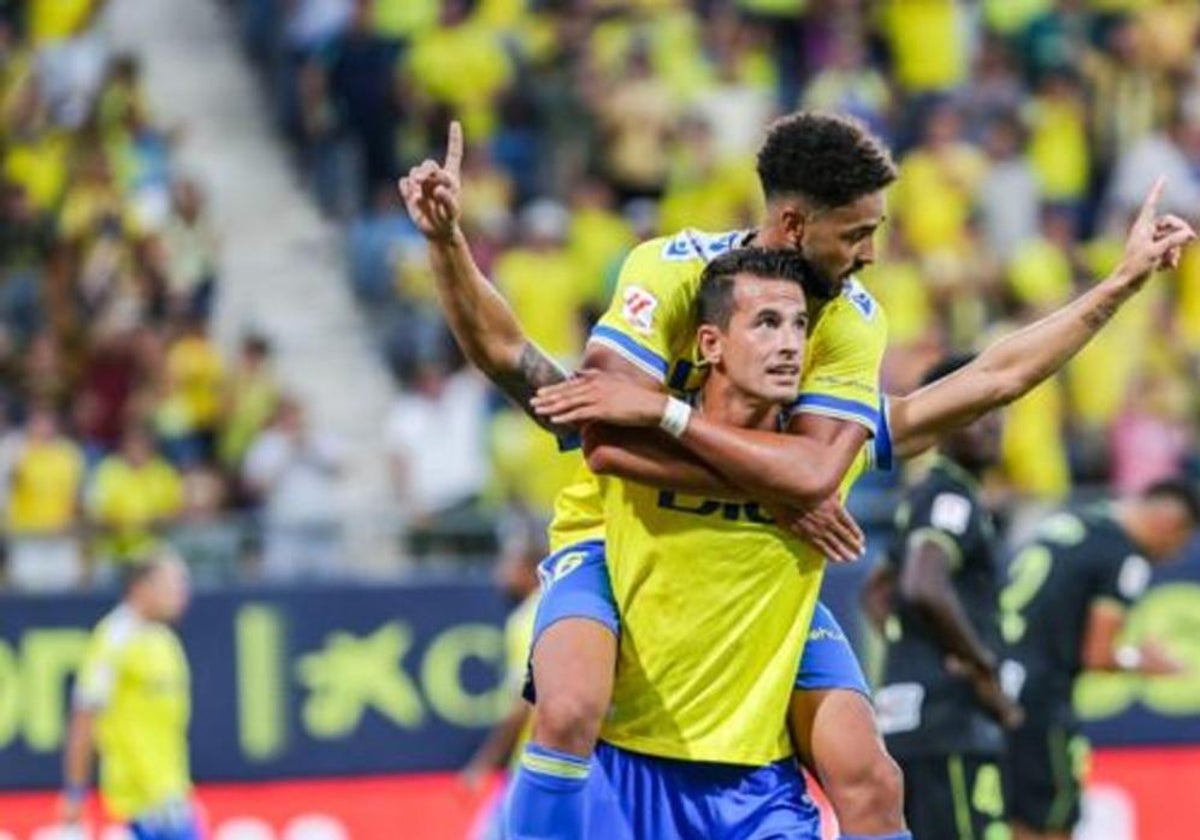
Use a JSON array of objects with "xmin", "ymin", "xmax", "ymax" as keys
[
  {"xmin": 594, "ymin": 741, "xmax": 821, "ymax": 839},
  {"xmin": 529, "ymin": 540, "xmax": 868, "ymax": 698}
]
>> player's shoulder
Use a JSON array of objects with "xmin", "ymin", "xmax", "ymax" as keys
[
  {"xmin": 818, "ymin": 278, "xmax": 885, "ymax": 332},
  {"xmin": 907, "ymin": 466, "xmax": 979, "ymax": 537},
  {"xmin": 89, "ymin": 605, "xmax": 142, "ymax": 657}
]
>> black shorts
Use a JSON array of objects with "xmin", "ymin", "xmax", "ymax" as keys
[
  {"xmin": 898, "ymin": 753, "xmax": 1008, "ymax": 840},
  {"xmin": 1005, "ymin": 724, "xmax": 1089, "ymax": 834}
]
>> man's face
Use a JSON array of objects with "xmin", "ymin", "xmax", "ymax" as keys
[
  {"xmin": 948, "ymin": 408, "xmax": 1005, "ymax": 471},
  {"xmin": 147, "ymin": 560, "xmax": 191, "ymax": 623},
  {"xmin": 794, "ymin": 192, "xmax": 886, "ymax": 293},
  {"xmin": 702, "ymin": 275, "xmax": 808, "ymax": 405}
]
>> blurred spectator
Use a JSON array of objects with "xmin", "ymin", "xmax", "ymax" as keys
[
  {"xmin": 218, "ymin": 333, "xmax": 280, "ymax": 475},
  {"xmin": 977, "ymin": 114, "xmax": 1040, "ymax": 258},
  {"xmin": 2, "ymin": 404, "xmax": 84, "ymax": 591},
  {"xmin": 1105, "ymin": 104, "xmax": 1200, "ymax": 230},
  {"xmin": 659, "ymin": 115, "xmax": 760, "ymax": 234},
  {"xmin": 243, "ymin": 396, "xmax": 344, "ymax": 581},
  {"xmin": 160, "ymin": 178, "xmax": 219, "ymax": 319},
  {"xmin": 879, "ymin": 0, "xmax": 968, "ymax": 97},
  {"xmin": 590, "ymin": 43, "xmax": 676, "ymax": 203},
  {"xmin": 1026, "ymin": 70, "xmax": 1089, "ymax": 210},
  {"xmin": 802, "ymin": 32, "xmax": 891, "ymax": 139},
  {"xmin": 1006, "ymin": 205, "xmax": 1077, "ymax": 314},
  {"xmin": 386, "ymin": 353, "xmax": 488, "ymax": 519},
  {"xmin": 1111, "ymin": 363, "xmax": 1194, "ymax": 495},
  {"xmin": 493, "ymin": 199, "xmax": 591, "ymax": 363},
  {"xmin": 86, "ymin": 424, "xmax": 184, "ymax": 573},
  {"xmin": 155, "ymin": 315, "xmax": 224, "ymax": 467},
  {"xmin": 892, "ymin": 101, "xmax": 987, "ymax": 262},
  {"xmin": 347, "ymin": 184, "xmax": 421, "ymax": 304},
  {"xmin": 404, "ymin": 0, "xmax": 513, "ymax": 144}
]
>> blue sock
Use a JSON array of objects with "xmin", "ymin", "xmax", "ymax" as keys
[
  {"xmin": 505, "ymin": 742, "xmax": 592, "ymax": 839},
  {"xmin": 839, "ymin": 833, "xmax": 913, "ymax": 839}
]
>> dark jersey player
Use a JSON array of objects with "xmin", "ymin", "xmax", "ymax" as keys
[
  {"xmin": 1001, "ymin": 480, "xmax": 1199, "ymax": 840},
  {"xmin": 868, "ymin": 355, "xmax": 1023, "ymax": 840}
]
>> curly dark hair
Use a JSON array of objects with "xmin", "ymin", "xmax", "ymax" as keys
[
  {"xmin": 698, "ymin": 247, "xmax": 825, "ymax": 329},
  {"xmin": 756, "ymin": 111, "xmax": 897, "ymax": 206}
]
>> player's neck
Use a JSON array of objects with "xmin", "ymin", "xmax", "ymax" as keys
[{"xmin": 697, "ymin": 377, "xmax": 781, "ymax": 431}]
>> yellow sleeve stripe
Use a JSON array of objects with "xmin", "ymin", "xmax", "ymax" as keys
[
  {"xmin": 792, "ymin": 393, "xmax": 879, "ymax": 436},
  {"xmin": 588, "ymin": 325, "xmax": 669, "ymax": 382},
  {"xmin": 520, "ymin": 751, "xmax": 592, "ymax": 780}
]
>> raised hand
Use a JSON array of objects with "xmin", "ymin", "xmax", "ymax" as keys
[
  {"xmin": 398, "ymin": 121, "xmax": 464, "ymax": 242},
  {"xmin": 1117, "ymin": 177, "xmax": 1196, "ymax": 287}
]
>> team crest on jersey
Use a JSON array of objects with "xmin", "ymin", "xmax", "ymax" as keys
[{"xmin": 622, "ymin": 286, "xmax": 659, "ymax": 334}]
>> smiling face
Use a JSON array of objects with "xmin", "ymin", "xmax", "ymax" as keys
[{"xmin": 698, "ymin": 273, "xmax": 809, "ymax": 406}]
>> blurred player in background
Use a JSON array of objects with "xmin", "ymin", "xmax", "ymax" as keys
[
  {"xmin": 1001, "ymin": 479, "xmax": 1200, "ymax": 840},
  {"xmin": 460, "ymin": 511, "xmax": 545, "ymax": 840},
  {"xmin": 62, "ymin": 550, "xmax": 200, "ymax": 840},
  {"xmin": 867, "ymin": 354, "xmax": 1022, "ymax": 840}
]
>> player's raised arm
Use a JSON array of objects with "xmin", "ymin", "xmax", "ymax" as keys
[
  {"xmin": 888, "ymin": 178, "xmax": 1195, "ymax": 459},
  {"xmin": 400, "ymin": 122, "xmax": 571, "ymax": 433}
]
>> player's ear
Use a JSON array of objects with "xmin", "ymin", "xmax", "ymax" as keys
[{"xmin": 697, "ymin": 324, "xmax": 722, "ymax": 366}]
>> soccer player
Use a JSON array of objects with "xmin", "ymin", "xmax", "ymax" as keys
[
  {"xmin": 1001, "ymin": 479, "xmax": 1199, "ymax": 840},
  {"xmin": 62, "ymin": 551, "xmax": 200, "ymax": 840},
  {"xmin": 537, "ymin": 245, "xmax": 854, "ymax": 836},
  {"xmin": 869, "ymin": 355, "xmax": 1022, "ymax": 840},
  {"xmin": 402, "ymin": 118, "xmax": 1192, "ymax": 839}
]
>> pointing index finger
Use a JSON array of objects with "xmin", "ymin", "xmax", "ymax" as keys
[
  {"xmin": 445, "ymin": 121, "xmax": 463, "ymax": 179},
  {"xmin": 1137, "ymin": 175, "xmax": 1166, "ymax": 227}
]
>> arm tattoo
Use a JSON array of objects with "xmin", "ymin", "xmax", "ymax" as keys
[
  {"xmin": 493, "ymin": 342, "xmax": 572, "ymax": 434},
  {"xmin": 1081, "ymin": 297, "xmax": 1121, "ymax": 331}
]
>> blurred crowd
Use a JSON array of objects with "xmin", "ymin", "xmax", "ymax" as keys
[
  {"xmin": 231, "ymin": 0, "xmax": 1200, "ymax": 533},
  {"xmin": 0, "ymin": 0, "xmax": 348, "ymax": 591}
]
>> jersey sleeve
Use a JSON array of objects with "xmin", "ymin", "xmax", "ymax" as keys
[
  {"xmin": 589, "ymin": 237, "xmax": 698, "ymax": 383},
  {"xmin": 903, "ymin": 485, "xmax": 974, "ymax": 572},
  {"xmin": 794, "ymin": 281, "xmax": 887, "ymax": 437},
  {"xmin": 74, "ymin": 631, "xmax": 119, "ymax": 711},
  {"xmin": 1094, "ymin": 549, "xmax": 1152, "ymax": 610}
]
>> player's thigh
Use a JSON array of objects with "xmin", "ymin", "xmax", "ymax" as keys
[
  {"xmin": 901, "ymin": 754, "xmax": 1008, "ymax": 840},
  {"xmin": 1006, "ymin": 725, "xmax": 1085, "ymax": 838},
  {"xmin": 528, "ymin": 540, "xmax": 619, "ymax": 735}
]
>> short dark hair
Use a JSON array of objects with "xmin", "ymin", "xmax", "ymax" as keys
[
  {"xmin": 1142, "ymin": 478, "xmax": 1200, "ymax": 525},
  {"xmin": 919, "ymin": 354, "xmax": 977, "ymax": 388},
  {"xmin": 756, "ymin": 111, "xmax": 898, "ymax": 206},
  {"xmin": 697, "ymin": 248, "xmax": 823, "ymax": 329}
]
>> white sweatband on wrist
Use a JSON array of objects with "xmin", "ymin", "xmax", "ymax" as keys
[
  {"xmin": 1115, "ymin": 645, "xmax": 1143, "ymax": 672},
  {"xmin": 659, "ymin": 397, "xmax": 692, "ymax": 439}
]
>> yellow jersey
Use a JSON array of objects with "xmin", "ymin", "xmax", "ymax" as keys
[
  {"xmin": 547, "ymin": 228, "xmax": 888, "ymax": 552},
  {"xmin": 600, "ymin": 449, "xmax": 872, "ymax": 764},
  {"xmin": 7, "ymin": 439, "xmax": 84, "ymax": 534},
  {"xmin": 74, "ymin": 606, "xmax": 191, "ymax": 819}
]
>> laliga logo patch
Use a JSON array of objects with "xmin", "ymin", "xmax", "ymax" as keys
[{"xmin": 622, "ymin": 286, "xmax": 659, "ymax": 334}]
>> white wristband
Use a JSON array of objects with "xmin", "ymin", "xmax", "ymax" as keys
[
  {"xmin": 1115, "ymin": 645, "xmax": 1143, "ymax": 672},
  {"xmin": 659, "ymin": 396, "xmax": 692, "ymax": 439}
]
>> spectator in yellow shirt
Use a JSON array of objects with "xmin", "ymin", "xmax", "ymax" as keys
[
  {"xmin": 3, "ymin": 406, "xmax": 85, "ymax": 591},
  {"xmin": 892, "ymin": 102, "xmax": 988, "ymax": 259},
  {"xmin": 493, "ymin": 200, "xmax": 591, "ymax": 363},
  {"xmin": 1026, "ymin": 70, "xmax": 1090, "ymax": 206},
  {"xmin": 158, "ymin": 317, "xmax": 225, "ymax": 465},
  {"xmin": 87, "ymin": 425, "xmax": 184, "ymax": 571},
  {"xmin": 880, "ymin": 0, "xmax": 968, "ymax": 94}
]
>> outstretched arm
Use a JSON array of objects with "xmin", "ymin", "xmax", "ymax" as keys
[{"xmin": 889, "ymin": 178, "xmax": 1195, "ymax": 459}]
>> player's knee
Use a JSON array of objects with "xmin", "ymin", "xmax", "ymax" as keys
[{"xmin": 533, "ymin": 687, "xmax": 606, "ymax": 755}]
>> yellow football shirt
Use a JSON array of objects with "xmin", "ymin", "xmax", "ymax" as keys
[
  {"xmin": 600, "ymin": 450, "xmax": 872, "ymax": 764},
  {"xmin": 7, "ymin": 440, "xmax": 84, "ymax": 533},
  {"xmin": 74, "ymin": 606, "xmax": 191, "ymax": 819},
  {"xmin": 547, "ymin": 228, "xmax": 889, "ymax": 552}
]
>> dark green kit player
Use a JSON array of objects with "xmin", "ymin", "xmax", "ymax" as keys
[
  {"xmin": 866, "ymin": 356, "xmax": 1023, "ymax": 840},
  {"xmin": 1000, "ymin": 479, "xmax": 1199, "ymax": 840}
]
